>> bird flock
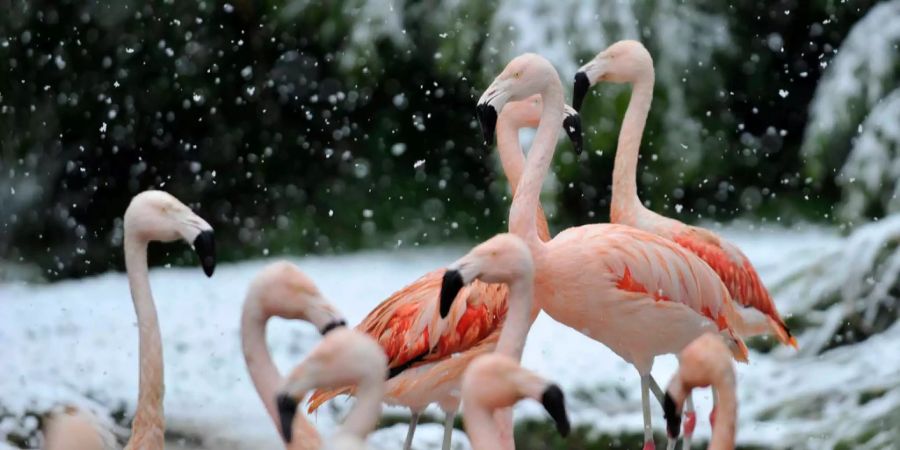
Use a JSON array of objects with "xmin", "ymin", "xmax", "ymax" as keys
[{"xmin": 38, "ymin": 40, "xmax": 797, "ymax": 450}]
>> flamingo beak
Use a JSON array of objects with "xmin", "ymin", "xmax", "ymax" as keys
[
  {"xmin": 663, "ymin": 391, "xmax": 682, "ymax": 439},
  {"xmin": 319, "ymin": 319, "xmax": 347, "ymax": 336},
  {"xmin": 476, "ymin": 78, "xmax": 512, "ymax": 145},
  {"xmin": 439, "ymin": 269, "xmax": 465, "ymax": 318},
  {"xmin": 541, "ymin": 384, "xmax": 570, "ymax": 437},
  {"xmin": 562, "ymin": 110, "xmax": 583, "ymax": 155},
  {"xmin": 573, "ymin": 57, "xmax": 606, "ymax": 112},
  {"xmin": 276, "ymin": 393, "xmax": 298, "ymax": 443},
  {"xmin": 192, "ymin": 229, "xmax": 216, "ymax": 277},
  {"xmin": 475, "ymin": 103, "xmax": 498, "ymax": 145},
  {"xmin": 573, "ymin": 71, "xmax": 590, "ymax": 112}
]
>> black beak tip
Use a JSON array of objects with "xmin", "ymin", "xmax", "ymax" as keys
[
  {"xmin": 563, "ymin": 113, "xmax": 584, "ymax": 155},
  {"xmin": 439, "ymin": 269, "xmax": 464, "ymax": 319},
  {"xmin": 542, "ymin": 384, "xmax": 570, "ymax": 438},
  {"xmin": 193, "ymin": 229, "xmax": 216, "ymax": 277},
  {"xmin": 276, "ymin": 393, "xmax": 298, "ymax": 443},
  {"xmin": 573, "ymin": 71, "xmax": 590, "ymax": 112},
  {"xmin": 475, "ymin": 103, "xmax": 498, "ymax": 145},
  {"xmin": 663, "ymin": 391, "xmax": 681, "ymax": 439}
]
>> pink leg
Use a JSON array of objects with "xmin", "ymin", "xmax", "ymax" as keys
[
  {"xmin": 681, "ymin": 394, "xmax": 696, "ymax": 450},
  {"xmin": 684, "ymin": 410, "xmax": 697, "ymax": 437},
  {"xmin": 709, "ymin": 407, "xmax": 717, "ymax": 429}
]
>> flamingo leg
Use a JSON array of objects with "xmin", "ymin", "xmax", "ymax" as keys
[
  {"xmin": 402, "ymin": 411, "xmax": 419, "ymax": 450},
  {"xmin": 709, "ymin": 387, "xmax": 718, "ymax": 429},
  {"xmin": 441, "ymin": 410, "xmax": 456, "ymax": 450},
  {"xmin": 649, "ymin": 375, "xmax": 665, "ymax": 405},
  {"xmin": 683, "ymin": 394, "xmax": 696, "ymax": 450},
  {"xmin": 665, "ymin": 438, "xmax": 676, "ymax": 450},
  {"xmin": 651, "ymin": 377, "xmax": 677, "ymax": 450},
  {"xmin": 641, "ymin": 374, "xmax": 656, "ymax": 450}
]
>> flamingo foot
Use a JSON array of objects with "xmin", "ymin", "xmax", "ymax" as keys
[
  {"xmin": 643, "ymin": 440, "xmax": 656, "ymax": 450},
  {"xmin": 683, "ymin": 410, "xmax": 697, "ymax": 437}
]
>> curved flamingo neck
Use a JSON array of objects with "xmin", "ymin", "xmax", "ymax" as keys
[
  {"xmin": 123, "ymin": 235, "xmax": 165, "ymax": 449},
  {"xmin": 496, "ymin": 115, "xmax": 527, "ymax": 194},
  {"xmin": 496, "ymin": 278, "xmax": 533, "ymax": 362},
  {"xmin": 464, "ymin": 402, "xmax": 505, "ymax": 450},
  {"xmin": 338, "ymin": 376, "xmax": 384, "ymax": 440},
  {"xmin": 611, "ymin": 75, "xmax": 654, "ymax": 222},
  {"xmin": 709, "ymin": 379, "xmax": 736, "ymax": 450},
  {"xmin": 240, "ymin": 301, "xmax": 284, "ymax": 436},
  {"xmin": 509, "ymin": 82, "xmax": 566, "ymax": 244},
  {"xmin": 497, "ymin": 112, "xmax": 552, "ymax": 242},
  {"xmin": 286, "ymin": 395, "xmax": 322, "ymax": 450}
]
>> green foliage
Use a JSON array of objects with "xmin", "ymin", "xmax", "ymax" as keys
[
  {"xmin": 0, "ymin": 0, "xmax": 501, "ymax": 278},
  {"xmin": 0, "ymin": 0, "xmax": 885, "ymax": 279},
  {"xmin": 800, "ymin": 0, "xmax": 900, "ymax": 221}
]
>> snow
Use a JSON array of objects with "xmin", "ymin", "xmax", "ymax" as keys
[
  {"xmin": 837, "ymin": 90, "xmax": 900, "ymax": 219},
  {"xmin": 801, "ymin": 0, "xmax": 900, "ymax": 202},
  {"xmin": 2, "ymin": 225, "xmax": 899, "ymax": 449}
]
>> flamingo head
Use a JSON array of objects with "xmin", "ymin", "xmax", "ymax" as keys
[
  {"xmin": 573, "ymin": 40, "xmax": 653, "ymax": 111},
  {"xmin": 663, "ymin": 387, "xmax": 684, "ymax": 439},
  {"xmin": 124, "ymin": 190, "xmax": 216, "ymax": 277},
  {"xmin": 462, "ymin": 353, "xmax": 571, "ymax": 437},
  {"xmin": 476, "ymin": 53, "xmax": 564, "ymax": 145},
  {"xmin": 664, "ymin": 333, "xmax": 736, "ymax": 439},
  {"xmin": 245, "ymin": 261, "xmax": 346, "ymax": 335},
  {"xmin": 276, "ymin": 328, "xmax": 387, "ymax": 443},
  {"xmin": 439, "ymin": 233, "xmax": 533, "ymax": 318}
]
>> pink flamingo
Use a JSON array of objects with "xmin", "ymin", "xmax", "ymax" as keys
[
  {"xmin": 572, "ymin": 40, "xmax": 795, "ymax": 347},
  {"xmin": 573, "ymin": 40, "xmax": 795, "ymax": 447},
  {"xmin": 275, "ymin": 327, "xmax": 388, "ymax": 450},
  {"xmin": 461, "ymin": 353, "xmax": 570, "ymax": 450},
  {"xmin": 470, "ymin": 53, "xmax": 749, "ymax": 450},
  {"xmin": 122, "ymin": 190, "xmax": 216, "ymax": 449},
  {"xmin": 662, "ymin": 333, "xmax": 737, "ymax": 450},
  {"xmin": 306, "ymin": 97, "xmax": 580, "ymax": 450},
  {"xmin": 242, "ymin": 261, "xmax": 348, "ymax": 446},
  {"xmin": 42, "ymin": 406, "xmax": 117, "ymax": 450}
]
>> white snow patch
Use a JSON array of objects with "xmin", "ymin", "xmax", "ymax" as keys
[{"xmin": 2, "ymin": 225, "xmax": 899, "ymax": 449}]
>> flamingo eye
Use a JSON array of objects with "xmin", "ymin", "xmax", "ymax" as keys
[{"xmin": 514, "ymin": 71, "xmax": 521, "ymax": 79}]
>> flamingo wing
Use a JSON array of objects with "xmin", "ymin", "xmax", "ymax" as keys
[
  {"xmin": 601, "ymin": 227, "xmax": 736, "ymax": 328},
  {"xmin": 670, "ymin": 225, "xmax": 794, "ymax": 346},
  {"xmin": 576, "ymin": 225, "xmax": 750, "ymax": 361},
  {"xmin": 307, "ymin": 269, "xmax": 506, "ymax": 411}
]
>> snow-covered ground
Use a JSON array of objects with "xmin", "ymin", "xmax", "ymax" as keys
[{"xmin": 2, "ymin": 224, "xmax": 898, "ymax": 449}]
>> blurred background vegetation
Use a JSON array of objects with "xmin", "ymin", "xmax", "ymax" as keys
[{"xmin": 0, "ymin": 0, "xmax": 893, "ymax": 280}]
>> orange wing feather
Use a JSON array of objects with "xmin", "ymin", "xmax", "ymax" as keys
[
  {"xmin": 672, "ymin": 226, "xmax": 795, "ymax": 347},
  {"xmin": 307, "ymin": 270, "xmax": 507, "ymax": 411}
]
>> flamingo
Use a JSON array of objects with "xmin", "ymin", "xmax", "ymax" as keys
[
  {"xmin": 42, "ymin": 406, "xmax": 118, "ymax": 450},
  {"xmin": 572, "ymin": 40, "xmax": 795, "ymax": 347},
  {"xmin": 275, "ymin": 327, "xmax": 388, "ymax": 450},
  {"xmin": 306, "ymin": 97, "xmax": 581, "ymax": 450},
  {"xmin": 662, "ymin": 333, "xmax": 737, "ymax": 450},
  {"xmin": 122, "ymin": 190, "xmax": 216, "ymax": 449},
  {"xmin": 461, "ymin": 353, "xmax": 570, "ymax": 450},
  {"xmin": 242, "ymin": 261, "xmax": 348, "ymax": 446},
  {"xmin": 572, "ymin": 40, "xmax": 796, "ymax": 447},
  {"xmin": 469, "ymin": 53, "xmax": 749, "ymax": 450}
]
